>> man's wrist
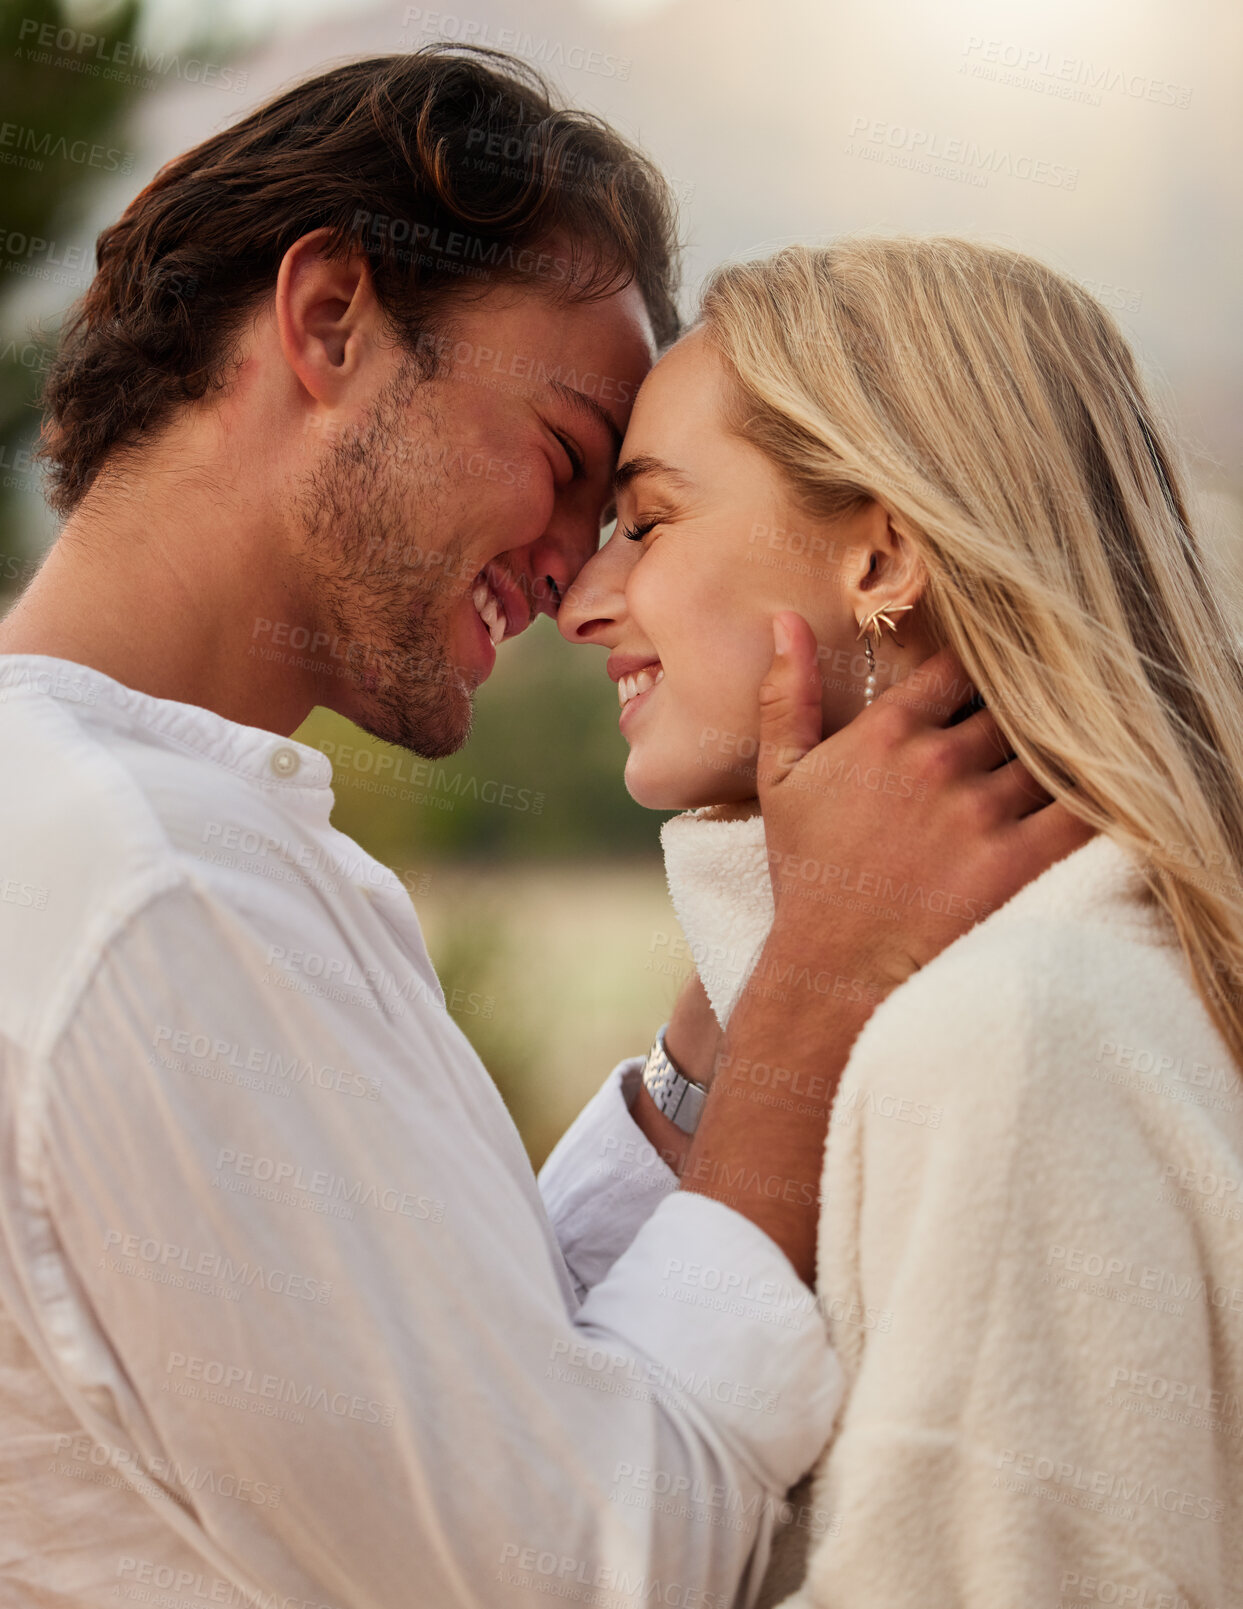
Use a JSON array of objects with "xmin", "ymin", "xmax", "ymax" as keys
[
  {"xmin": 664, "ymin": 971, "xmax": 724, "ymax": 1089},
  {"xmin": 757, "ymin": 914, "xmax": 890, "ymax": 1014},
  {"xmin": 632, "ymin": 1081, "xmax": 692, "ymax": 1177},
  {"xmin": 678, "ymin": 963, "xmax": 877, "ymax": 1287}
]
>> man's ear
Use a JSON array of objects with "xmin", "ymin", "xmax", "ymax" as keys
[
  {"xmin": 274, "ymin": 228, "xmax": 381, "ymax": 404},
  {"xmin": 842, "ymin": 501, "xmax": 928, "ymax": 628}
]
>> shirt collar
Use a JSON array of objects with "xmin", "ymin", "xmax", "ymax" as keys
[{"xmin": 0, "ymin": 654, "xmax": 335, "ymax": 793}]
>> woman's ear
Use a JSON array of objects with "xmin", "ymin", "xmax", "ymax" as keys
[{"xmin": 843, "ymin": 502, "xmax": 928, "ymax": 628}]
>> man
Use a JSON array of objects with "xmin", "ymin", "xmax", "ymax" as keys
[{"xmin": 0, "ymin": 46, "xmax": 1088, "ymax": 1608}]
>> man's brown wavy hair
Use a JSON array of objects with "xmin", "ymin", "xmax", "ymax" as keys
[{"xmin": 37, "ymin": 46, "xmax": 681, "ymax": 516}]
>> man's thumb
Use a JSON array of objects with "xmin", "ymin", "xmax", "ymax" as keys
[{"xmin": 757, "ymin": 611, "xmax": 823, "ymax": 792}]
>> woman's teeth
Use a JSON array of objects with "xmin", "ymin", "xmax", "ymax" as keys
[
  {"xmin": 618, "ymin": 667, "xmax": 664, "ymax": 708},
  {"xmin": 471, "ymin": 576, "xmax": 507, "ymax": 646}
]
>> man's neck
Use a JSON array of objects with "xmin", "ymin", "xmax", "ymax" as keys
[{"xmin": 0, "ymin": 476, "xmax": 317, "ymax": 737}]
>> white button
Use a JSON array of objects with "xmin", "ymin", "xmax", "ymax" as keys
[{"xmin": 269, "ymin": 745, "xmax": 301, "ymax": 778}]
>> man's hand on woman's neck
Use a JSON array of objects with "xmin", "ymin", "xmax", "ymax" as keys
[{"xmin": 676, "ymin": 613, "xmax": 1095, "ymax": 1286}]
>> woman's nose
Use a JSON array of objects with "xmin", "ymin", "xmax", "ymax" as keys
[{"xmin": 557, "ymin": 545, "xmax": 626, "ymax": 645}]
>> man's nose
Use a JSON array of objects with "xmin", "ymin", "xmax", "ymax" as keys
[{"xmin": 528, "ymin": 513, "xmax": 604, "ymax": 623}]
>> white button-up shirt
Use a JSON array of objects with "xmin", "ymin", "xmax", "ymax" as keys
[{"xmin": 0, "ymin": 655, "xmax": 841, "ymax": 1609}]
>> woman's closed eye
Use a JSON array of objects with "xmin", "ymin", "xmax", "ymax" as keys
[{"xmin": 620, "ymin": 517, "xmax": 659, "ymax": 544}]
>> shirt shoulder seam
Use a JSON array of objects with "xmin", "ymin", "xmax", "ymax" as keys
[{"xmin": 32, "ymin": 865, "xmax": 192, "ymax": 1063}]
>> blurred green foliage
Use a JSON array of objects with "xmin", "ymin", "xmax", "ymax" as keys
[
  {"xmin": 0, "ymin": 0, "xmax": 246, "ymax": 579},
  {"xmin": 296, "ymin": 614, "xmax": 674, "ymax": 865},
  {"xmin": 293, "ymin": 614, "xmax": 675, "ymax": 1163},
  {"xmin": 0, "ymin": 0, "xmax": 143, "ymax": 567}
]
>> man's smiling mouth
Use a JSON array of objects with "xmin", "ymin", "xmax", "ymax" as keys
[
  {"xmin": 470, "ymin": 564, "xmax": 532, "ymax": 647},
  {"xmin": 471, "ymin": 573, "xmax": 508, "ymax": 645}
]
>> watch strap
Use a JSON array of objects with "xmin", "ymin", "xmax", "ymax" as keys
[{"xmin": 641, "ymin": 1022, "xmax": 709, "ymax": 1135}]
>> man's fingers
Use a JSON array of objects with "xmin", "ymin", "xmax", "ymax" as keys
[
  {"xmin": 949, "ymin": 707, "xmax": 1017, "ymax": 771},
  {"xmin": 757, "ymin": 611, "xmax": 823, "ymax": 791},
  {"xmin": 885, "ymin": 646, "xmax": 976, "ymax": 725},
  {"xmin": 985, "ymin": 754, "xmax": 1055, "ymax": 815},
  {"xmin": 1014, "ymin": 797, "xmax": 1097, "ymax": 859}
]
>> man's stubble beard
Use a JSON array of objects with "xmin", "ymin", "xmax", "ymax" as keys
[{"xmin": 292, "ymin": 360, "xmax": 477, "ymax": 760}]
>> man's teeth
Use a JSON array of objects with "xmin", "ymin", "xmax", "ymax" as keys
[
  {"xmin": 471, "ymin": 578, "xmax": 507, "ymax": 646},
  {"xmin": 618, "ymin": 667, "xmax": 664, "ymax": 708}
]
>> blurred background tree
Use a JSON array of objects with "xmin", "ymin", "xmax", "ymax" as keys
[
  {"xmin": 0, "ymin": 0, "xmax": 252, "ymax": 584},
  {"xmin": 0, "ymin": 0, "xmax": 139, "ymax": 584}
]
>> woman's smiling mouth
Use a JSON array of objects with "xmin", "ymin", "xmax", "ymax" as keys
[
  {"xmin": 607, "ymin": 657, "xmax": 665, "ymax": 732},
  {"xmin": 617, "ymin": 665, "xmax": 664, "ymax": 709},
  {"xmin": 607, "ymin": 653, "xmax": 665, "ymax": 717}
]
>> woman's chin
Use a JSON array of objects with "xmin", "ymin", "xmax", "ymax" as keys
[{"xmin": 623, "ymin": 754, "xmax": 753, "ymax": 814}]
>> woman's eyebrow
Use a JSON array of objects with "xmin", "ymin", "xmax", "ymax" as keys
[{"xmin": 611, "ymin": 454, "xmax": 695, "ymax": 495}]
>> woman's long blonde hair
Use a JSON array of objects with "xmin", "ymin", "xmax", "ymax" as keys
[{"xmin": 700, "ymin": 236, "xmax": 1243, "ymax": 1069}]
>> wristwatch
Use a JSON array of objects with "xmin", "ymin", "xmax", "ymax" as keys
[{"xmin": 641, "ymin": 1021, "xmax": 709, "ymax": 1135}]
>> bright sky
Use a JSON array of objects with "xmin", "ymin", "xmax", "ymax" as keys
[{"xmin": 40, "ymin": 0, "xmax": 1242, "ymax": 535}]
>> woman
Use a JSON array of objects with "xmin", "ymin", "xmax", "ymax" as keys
[{"xmin": 557, "ymin": 238, "xmax": 1243, "ymax": 1607}]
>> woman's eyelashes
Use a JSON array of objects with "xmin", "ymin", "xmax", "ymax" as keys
[{"xmin": 620, "ymin": 517, "xmax": 659, "ymax": 544}]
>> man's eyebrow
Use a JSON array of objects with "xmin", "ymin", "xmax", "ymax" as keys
[
  {"xmin": 548, "ymin": 381, "xmax": 623, "ymax": 459},
  {"xmin": 611, "ymin": 454, "xmax": 695, "ymax": 496}
]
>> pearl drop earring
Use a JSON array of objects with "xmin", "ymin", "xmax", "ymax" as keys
[
  {"xmin": 856, "ymin": 603, "xmax": 915, "ymax": 707},
  {"xmin": 862, "ymin": 635, "xmax": 878, "ymax": 705}
]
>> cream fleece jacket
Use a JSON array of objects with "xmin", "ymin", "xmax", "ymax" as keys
[
  {"xmin": 660, "ymin": 804, "xmax": 773, "ymax": 1030},
  {"xmin": 662, "ymin": 816, "xmax": 1243, "ymax": 1609}
]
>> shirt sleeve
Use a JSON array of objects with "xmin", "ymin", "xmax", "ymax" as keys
[
  {"xmin": 12, "ymin": 882, "xmax": 842, "ymax": 1609},
  {"xmin": 538, "ymin": 1058, "xmax": 679, "ymax": 1302}
]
